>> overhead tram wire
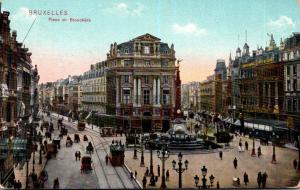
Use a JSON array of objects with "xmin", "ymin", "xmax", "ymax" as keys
[{"xmin": 22, "ymin": 16, "xmax": 37, "ymax": 44}]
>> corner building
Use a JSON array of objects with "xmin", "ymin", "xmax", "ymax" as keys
[{"xmin": 105, "ymin": 34, "xmax": 180, "ymax": 132}]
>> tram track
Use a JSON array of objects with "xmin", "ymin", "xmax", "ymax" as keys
[{"xmin": 56, "ymin": 116, "xmax": 130, "ymax": 189}]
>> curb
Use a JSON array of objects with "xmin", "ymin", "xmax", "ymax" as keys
[{"xmin": 123, "ymin": 163, "xmax": 143, "ymax": 189}]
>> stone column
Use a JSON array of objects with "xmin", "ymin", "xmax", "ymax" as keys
[
  {"xmin": 138, "ymin": 78, "xmax": 141, "ymax": 105},
  {"xmin": 153, "ymin": 77, "xmax": 156, "ymax": 105},
  {"xmin": 116, "ymin": 77, "xmax": 120, "ymax": 106},
  {"xmin": 157, "ymin": 77, "xmax": 160, "ymax": 105},
  {"xmin": 133, "ymin": 78, "xmax": 136, "ymax": 106}
]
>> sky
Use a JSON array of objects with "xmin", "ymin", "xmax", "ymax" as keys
[{"xmin": 3, "ymin": 0, "xmax": 300, "ymax": 84}]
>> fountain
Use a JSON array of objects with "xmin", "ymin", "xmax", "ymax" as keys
[{"xmin": 165, "ymin": 119, "xmax": 206, "ymax": 150}]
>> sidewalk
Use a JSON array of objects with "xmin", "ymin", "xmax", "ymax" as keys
[{"xmin": 14, "ymin": 120, "xmax": 49, "ymax": 189}]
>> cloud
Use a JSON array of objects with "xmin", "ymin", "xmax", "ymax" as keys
[
  {"xmin": 172, "ymin": 23, "xmax": 207, "ymax": 36},
  {"xmin": 11, "ymin": 7, "xmax": 36, "ymax": 23},
  {"xmin": 268, "ymin": 16, "xmax": 295, "ymax": 28},
  {"xmin": 109, "ymin": 2, "xmax": 144, "ymax": 16}
]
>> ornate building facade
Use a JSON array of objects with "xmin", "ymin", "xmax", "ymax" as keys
[{"xmin": 105, "ymin": 34, "xmax": 180, "ymax": 132}]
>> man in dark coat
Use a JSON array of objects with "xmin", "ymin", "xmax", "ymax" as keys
[
  {"xmin": 243, "ymin": 172, "xmax": 249, "ymax": 186},
  {"xmin": 219, "ymin": 150, "xmax": 223, "ymax": 160},
  {"xmin": 257, "ymin": 172, "xmax": 262, "ymax": 188},
  {"xmin": 262, "ymin": 172, "xmax": 268, "ymax": 188},
  {"xmin": 233, "ymin": 157, "xmax": 238, "ymax": 169}
]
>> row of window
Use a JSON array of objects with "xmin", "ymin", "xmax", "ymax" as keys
[
  {"xmin": 123, "ymin": 75, "xmax": 169, "ymax": 84},
  {"xmin": 286, "ymin": 64, "xmax": 298, "ymax": 77},
  {"xmin": 82, "ymin": 95, "xmax": 106, "ymax": 103},
  {"xmin": 122, "ymin": 89, "xmax": 170, "ymax": 105},
  {"xmin": 286, "ymin": 79, "xmax": 298, "ymax": 91},
  {"xmin": 285, "ymin": 98, "xmax": 300, "ymax": 112},
  {"xmin": 282, "ymin": 50, "xmax": 300, "ymax": 61}
]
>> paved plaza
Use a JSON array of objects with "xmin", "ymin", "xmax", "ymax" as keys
[{"xmin": 124, "ymin": 134, "xmax": 300, "ymax": 189}]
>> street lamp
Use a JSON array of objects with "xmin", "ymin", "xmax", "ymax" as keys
[
  {"xmin": 201, "ymin": 166, "xmax": 207, "ymax": 189},
  {"xmin": 157, "ymin": 143, "xmax": 170, "ymax": 189},
  {"xmin": 251, "ymin": 126, "xmax": 256, "ymax": 157},
  {"xmin": 172, "ymin": 152, "xmax": 189, "ymax": 188},
  {"xmin": 297, "ymin": 135, "xmax": 300, "ymax": 170},
  {"xmin": 209, "ymin": 174, "xmax": 215, "ymax": 187},
  {"xmin": 271, "ymin": 132, "xmax": 276, "ymax": 164},
  {"xmin": 140, "ymin": 134, "xmax": 145, "ymax": 167},
  {"xmin": 133, "ymin": 130, "xmax": 138, "ymax": 159}
]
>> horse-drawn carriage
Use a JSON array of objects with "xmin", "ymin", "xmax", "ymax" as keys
[
  {"xmin": 46, "ymin": 143, "xmax": 58, "ymax": 159},
  {"xmin": 86, "ymin": 142, "xmax": 94, "ymax": 154},
  {"xmin": 81, "ymin": 156, "xmax": 92, "ymax": 173},
  {"xmin": 78, "ymin": 122, "xmax": 85, "ymax": 131},
  {"xmin": 74, "ymin": 134, "xmax": 80, "ymax": 143}
]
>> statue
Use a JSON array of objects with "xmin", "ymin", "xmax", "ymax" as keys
[{"xmin": 177, "ymin": 59, "xmax": 182, "ymax": 67}]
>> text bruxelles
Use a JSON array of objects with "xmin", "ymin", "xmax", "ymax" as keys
[{"xmin": 29, "ymin": 10, "xmax": 68, "ymax": 16}]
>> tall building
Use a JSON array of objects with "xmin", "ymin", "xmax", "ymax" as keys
[
  {"xmin": 103, "ymin": 33, "xmax": 179, "ymax": 132},
  {"xmin": 282, "ymin": 33, "xmax": 300, "ymax": 130},
  {"xmin": 82, "ymin": 62, "xmax": 107, "ymax": 114}
]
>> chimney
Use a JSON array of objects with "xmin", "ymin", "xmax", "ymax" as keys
[{"xmin": 12, "ymin": 30, "xmax": 17, "ymax": 41}]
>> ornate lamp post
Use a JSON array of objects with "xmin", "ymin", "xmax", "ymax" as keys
[
  {"xmin": 140, "ymin": 133, "xmax": 145, "ymax": 167},
  {"xmin": 251, "ymin": 126, "xmax": 256, "ymax": 157},
  {"xmin": 157, "ymin": 144, "xmax": 169, "ymax": 189},
  {"xmin": 271, "ymin": 132, "xmax": 277, "ymax": 164},
  {"xmin": 172, "ymin": 152, "xmax": 189, "ymax": 188},
  {"xmin": 297, "ymin": 135, "xmax": 300, "ymax": 170},
  {"xmin": 201, "ymin": 166, "xmax": 207, "ymax": 189},
  {"xmin": 133, "ymin": 130, "xmax": 138, "ymax": 159},
  {"xmin": 209, "ymin": 174, "xmax": 215, "ymax": 187}
]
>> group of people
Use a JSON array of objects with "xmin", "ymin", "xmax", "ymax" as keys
[
  {"xmin": 257, "ymin": 171, "xmax": 268, "ymax": 188},
  {"xmin": 75, "ymin": 151, "xmax": 81, "ymax": 161},
  {"xmin": 142, "ymin": 165, "xmax": 170, "ymax": 188},
  {"xmin": 13, "ymin": 180, "xmax": 22, "ymax": 189}
]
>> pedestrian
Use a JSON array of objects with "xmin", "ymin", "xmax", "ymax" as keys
[
  {"xmin": 219, "ymin": 150, "xmax": 223, "ymax": 160},
  {"xmin": 262, "ymin": 172, "xmax": 268, "ymax": 188},
  {"xmin": 145, "ymin": 167, "xmax": 149, "ymax": 176},
  {"xmin": 157, "ymin": 164, "xmax": 160, "ymax": 177},
  {"xmin": 258, "ymin": 146, "xmax": 262, "ymax": 157},
  {"xmin": 105, "ymin": 154, "xmax": 109, "ymax": 165},
  {"xmin": 75, "ymin": 151, "xmax": 78, "ymax": 161},
  {"xmin": 53, "ymin": 177, "xmax": 59, "ymax": 189},
  {"xmin": 130, "ymin": 171, "xmax": 134, "ymax": 179},
  {"xmin": 216, "ymin": 181, "xmax": 220, "ymax": 189},
  {"xmin": 245, "ymin": 141, "xmax": 248, "ymax": 151},
  {"xmin": 112, "ymin": 139, "xmax": 115, "ymax": 144},
  {"xmin": 233, "ymin": 157, "xmax": 238, "ymax": 169},
  {"xmin": 13, "ymin": 180, "xmax": 17, "ymax": 189},
  {"xmin": 135, "ymin": 170, "xmax": 137, "ymax": 178},
  {"xmin": 166, "ymin": 170, "xmax": 170, "ymax": 181},
  {"xmin": 17, "ymin": 180, "xmax": 22, "ymax": 189},
  {"xmin": 257, "ymin": 172, "xmax": 262, "ymax": 188},
  {"xmin": 293, "ymin": 159, "xmax": 298, "ymax": 169},
  {"xmin": 78, "ymin": 151, "xmax": 81, "ymax": 160},
  {"xmin": 244, "ymin": 172, "xmax": 249, "ymax": 186},
  {"xmin": 142, "ymin": 176, "xmax": 147, "ymax": 189}
]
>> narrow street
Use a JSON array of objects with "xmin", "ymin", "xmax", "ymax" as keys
[{"xmin": 42, "ymin": 113, "xmax": 139, "ymax": 189}]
